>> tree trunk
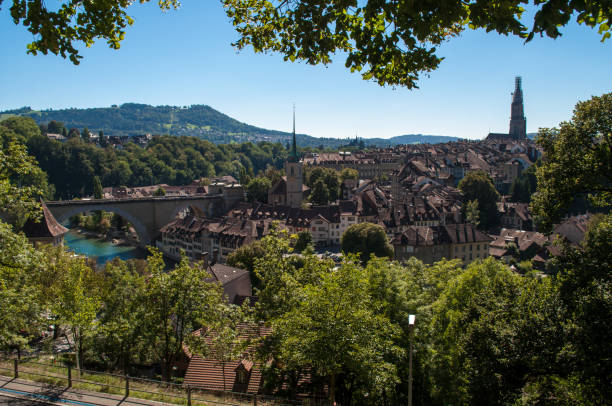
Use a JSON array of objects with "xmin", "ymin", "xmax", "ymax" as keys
[
  {"xmin": 162, "ymin": 360, "xmax": 171, "ymax": 382},
  {"xmin": 329, "ymin": 374, "xmax": 335, "ymax": 404},
  {"xmin": 74, "ymin": 329, "xmax": 81, "ymax": 377},
  {"xmin": 78, "ymin": 334, "xmax": 83, "ymax": 370}
]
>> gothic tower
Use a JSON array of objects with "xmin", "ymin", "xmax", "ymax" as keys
[
  {"xmin": 509, "ymin": 76, "xmax": 527, "ymax": 139},
  {"xmin": 285, "ymin": 105, "xmax": 303, "ymax": 208}
]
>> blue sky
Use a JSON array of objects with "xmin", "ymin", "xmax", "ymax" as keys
[{"xmin": 1, "ymin": 2, "xmax": 610, "ymax": 140}]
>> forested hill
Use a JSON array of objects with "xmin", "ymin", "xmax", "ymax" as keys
[
  {"xmin": 2, "ymin": 104, "xmax": 291, "ymax": 144},
  {"xmin": 1, "ymin": 104, "xmax": 458, "ymax": 147}
]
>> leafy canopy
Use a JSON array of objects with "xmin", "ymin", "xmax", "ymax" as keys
[
  {"xmin": 341, "ymin": 222, "xmax": 393, "ymax": 264},
  {"xmin": 223, "ymin": 0, "xmax": 612, "ymax": 88},
  {"xmin": 458, "ymin": 170, "xmax": 499, "ymax": 229},
  {"xmin": 531, "ymin": 93, "xmax": 612, "ymax": 232},
  {"xmin": 5, "ymin": 0, "xmax": 180, "ymax": 64},
  {"xmin": 7, "ymin": 1, "xmax": 610, "ymax": 87}
]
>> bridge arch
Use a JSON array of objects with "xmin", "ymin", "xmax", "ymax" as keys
[
  {"xmin": 169, "ymin": 200, "xmax": 215, "ymax": 220},
  {"xmin": 52, "ymin": 205, "xmax": 151, "ymax": 245}
]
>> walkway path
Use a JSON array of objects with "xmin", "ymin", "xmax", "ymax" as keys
[{"xmin": 0, "ymin": 376, "xmax": 171, "ymax": 406}]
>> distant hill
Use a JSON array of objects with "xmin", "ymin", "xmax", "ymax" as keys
[
  {"xmin": 374, "ymin": 134, "xmax": 458, "ymax": 145},
  {"xmin": 1, "ymin": 104, "xmax": 457, "ymax": 147}
]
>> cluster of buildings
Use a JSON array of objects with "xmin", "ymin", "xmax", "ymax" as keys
[
  {"xmin": 45, "ymin": 132, "xmax": 152, "ymax": 148},
  {"xmin": 32, "ymin": 77, "xmax": 592, "ymax": 274},
  {"xmin": 153, "ymin": 77, "xmax": 589, "ymax": 273},
  {"xmin": 100, "ymin": 176, "xmax": 238, "ymax": 199}
]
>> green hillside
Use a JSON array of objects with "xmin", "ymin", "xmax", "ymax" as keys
[{"xmin": 1, "ymin": 104, "xmax": 457, "ymax": 146}]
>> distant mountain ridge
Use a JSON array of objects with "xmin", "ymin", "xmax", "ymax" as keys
[{"xmin": 1, "ymin": 103, "xmax": 458, "ymax": 147}]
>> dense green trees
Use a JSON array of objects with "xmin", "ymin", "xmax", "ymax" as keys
[
  {"xmin": 92, "ymin": 176, "xmax": 103, "ymax": 199},
  {"xmin": 293, "ymin": 230, "xmax": 313, "ymax": 253},
  {"xmin": 531, "ymin": 93, "xmax": 612, "ymax": 232},
  {"xmin": 48, "ymin": 247, "xmax": 101, "ymax": 371},
  {"xmin": 0, "ymin": 221, "xmax": 45, "ymax": 351},
  {"xmin": 510, "ymin": 164, "xmax": 537, "ymax": 203},
  {"xmin": 4, "ymin": 116, "xmax": 287, "ymax": 199},
  {"xmin": 0, "ymin": 117, "xmax": 54, "ymax": 225},
  {"xmin": 272, "ymin": 258, "xmax": 401, "ymax": 402},
  {"xmin": 427, "ymin": 258, "xmax": 564, "ymax": 405},
  {"xmin": 246, "ymin": 176, "xmax": 271, "ymax": 203},
  {"xmin": 309, "ymin": 179, "xmax": 330, "ymax": 205},
  {"xmin": 553, "ymin": 214, "xmax": 612, "ymax": 402},
  {"xmin": 249, "ymin": 232, "xmax": 587, "ymax": 404},
  {"xmin": 306, "ymin": 167, "xmax": 340, "ymax": 204},
  {"xmin": 341, "ymin": 222, "xmax": 393, "ymax": 264},
  {"xmin": 339, "ymin": 167, "xmax": 359, "ymax": 181},
  {"xmin": 141, "ymin": 251, "xmax": 230, "ymax": 380},
  {"xmin": 458, "ymin": 170, "xmax": 499, "ymax": 229},
  {"xmin": 10, "ymin": 104, "xmax": 294, "ymax": 144}
]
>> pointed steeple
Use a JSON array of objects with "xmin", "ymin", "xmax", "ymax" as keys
[
  {"xmin": 289, "ymin": 103, "xmax": 299, "ymax": 162},
  {"xmin": 509, "ymin": 76, "xmax": 527, "ymax": 139}
]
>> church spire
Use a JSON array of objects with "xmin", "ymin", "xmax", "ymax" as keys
[
  {"xmin": 509, "ymin": 76, "xmax": 527, "ymax": 139},
  {"xmin": 289, "ymin": 103, "xmax": 299, "ymax": 162}
]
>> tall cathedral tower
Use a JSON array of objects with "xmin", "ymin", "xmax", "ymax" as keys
[
  {"xmin": 509, "ymin": 76, "xmax": 527, "ymax": 139},
  {"xmin": 285, "ymin": 105, "xmax": 303, "ymax": 208}
]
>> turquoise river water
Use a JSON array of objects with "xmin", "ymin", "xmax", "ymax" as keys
[{"xmin": 63, "ymin": 229, "xmax": 147, "ymax": 265}]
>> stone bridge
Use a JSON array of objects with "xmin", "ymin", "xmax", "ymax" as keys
[{"xmin": 46, "ymin": 194, "xmax": 236, "ymax": 246}]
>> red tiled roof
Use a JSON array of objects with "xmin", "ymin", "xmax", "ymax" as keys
[
  {"xmin": 183, "ymin": 324, "xmax": 272, "ymax": 394},
  {"xmin": 184, "ymin": 357, "xmax": 262, "ymax": 393}
]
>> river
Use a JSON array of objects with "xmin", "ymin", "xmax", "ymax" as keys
[{"xmin": 63, "ymin": 229, "xmax": 147, "ymax": 265}]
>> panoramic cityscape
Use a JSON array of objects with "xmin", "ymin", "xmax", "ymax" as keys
[{"xmin": 0, "ymin": 1, "xmax": 610, "ymax": 406}]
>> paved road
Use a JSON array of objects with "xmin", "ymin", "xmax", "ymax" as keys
[{"xmin": 0, "ymin": 377, "xmax": 170, "ymax": 406}]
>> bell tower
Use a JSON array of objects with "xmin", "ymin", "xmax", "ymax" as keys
[
  {"xmin": 285, "ymin": 105, "xmax": 303, "ymax": 208},
  {"xmin": 509, "ymin": 76, "xmax": 527, "ymax": 139}
]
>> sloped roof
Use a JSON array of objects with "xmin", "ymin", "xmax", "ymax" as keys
[
  {"xmin": 185, "ymin": 357, "xmax": 262, "ymax": 393},
  {"xmin": 22, "ymin": 201, "xmax": 68, "ymax": 238},
  {"xmin": 393, "ymin": 224, "xmax": 491, "ymax": 246},
  {"xmin": 184, "ymin": 324, "xmax": 272, "ymax": 394},
  {"xmin": 444, "ymin": 224, "xmax": 492, "ymax": 244},
  {"xmin": 209, "ymin": 263, "xmax": 249, "ymax": 285},
  {"xmin": 269, "ymin": 176, "xmax": 287, "ymax": 195}
]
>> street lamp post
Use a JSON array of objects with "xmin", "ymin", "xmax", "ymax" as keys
[{"xmin": 408, "ymin": 314, "xmax": 416, "ymax": 406}]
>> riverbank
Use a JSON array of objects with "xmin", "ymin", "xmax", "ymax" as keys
[{"xmin": 71, "ymin": 227, "xmax": 139, "ymax": 246}]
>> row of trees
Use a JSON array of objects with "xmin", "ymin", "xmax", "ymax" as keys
[
  {"xmin": 0, "ymin": 116, "xmax": 288, "ymax": 199},
  {"xmin": 229, "ymin": 222, "xmax": 609, "ymax": 404},
  {"xmin": 1, "ymin": 234, "xmax": 247, "ymax": 382}
]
